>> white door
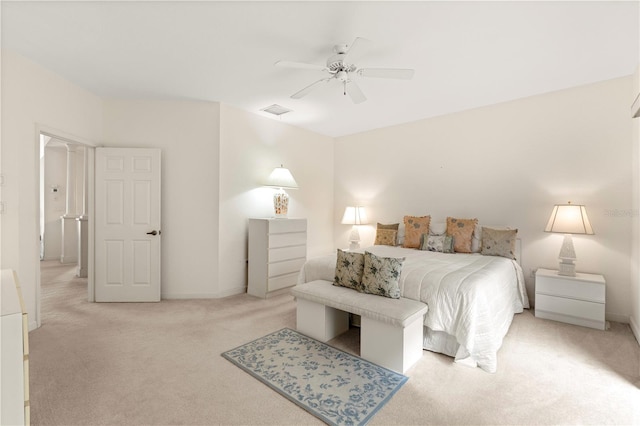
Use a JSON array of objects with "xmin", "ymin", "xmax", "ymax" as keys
[{"xmin": 95, "ymin": 148, "xmax": 161, "ymax": 302}]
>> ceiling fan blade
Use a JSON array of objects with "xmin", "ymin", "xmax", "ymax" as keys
[
  {"xmin": 275, "ymin": 60, "xmax": 327, "ymax": 71},
  {"xmin": 291, "ymin": 78, "xmax": 332, "ymax": 99},
  {"xmin": 345, "ymin": 80, "xmax": 366, "ymax": 104},
  {"xmin": 358, "ymin": 68, "xmax": 415, "ymax": 80},
  {"xmin": 342, "ymin": 37, "xmax": 372, "ymax": 63}
]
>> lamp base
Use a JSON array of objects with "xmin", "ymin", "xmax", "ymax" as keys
[
  {"xmin": 348, "ymin": 226, "xmax": 361, "ymax": 250},
  {"xmin": 273, "ymin": 189, "xmax": 289, "ymax": 218},
  {"xmin": 558, "ymin": 259, "xmax": 576, "ymax": 277}
]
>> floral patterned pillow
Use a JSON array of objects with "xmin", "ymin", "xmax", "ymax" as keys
[
  {"xmin": 402, "ymin": 215, "xmax": 431, "ymax": 249},
  {"xmin": 361, "ymin": 251, "xmax": 404, "ymax": 299},
  {"xmin": 374, "ymin": 223, "xmax": 399, "ymax": 246},
  {"xmin": 446, "ymin": 217, "xmax": 478, "ymax": 253},
  {"xmin": 421, "ymin": 234, "xmax": 455, "ymax": 253},
  {"xmin": 481, "ymin": 227, "xmax": 518, "ymax": 260},
  {"xmin": 333, "ymin": 249, "xmax": 365, "ymax": 291}
]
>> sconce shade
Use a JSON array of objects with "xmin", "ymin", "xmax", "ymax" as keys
[
  {"xmin": 544, "ymin": 203, "xmax": 594, "ymax": 235},
  {"xmin": 341, "ymin": 206, "xmax": 368, "ymax": 225},
  {"xmin": 264, "ymin": 165, "xmax": 299, "ymax": 189}
]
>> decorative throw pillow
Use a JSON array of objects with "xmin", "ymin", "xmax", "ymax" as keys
[
  {"xmin": 421, "ymin": 234, "xmax": 455, "ymax": 253},
  {"xmin": 361, "ymin": 251, "xmax": 404, "ymax": 299},
  {"xmin": 481, "ymin": 227, "xmax": 518, "ymax": 260},
  {"xmin": 446, "ymin": 217, "xmax": 478, "ymax": 253},
  {"xmin": 333, "ymin": 249, "xmax": 365, "ymax": 291},
  {"xmin": 374, "ymin": 229, "xmax": 397, "ymax": 246},
  {"xmin": 402, "ymin": 215, "xmax": 431, "ymax": 249},
  {"xmin": 374, "ymin": 223, "xmax": 399, "ymax": 246}
]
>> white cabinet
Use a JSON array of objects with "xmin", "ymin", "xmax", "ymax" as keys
[
  {"xmin": 535, "ymin": 268, "xmax": 606, "ymax": 330},
  {"xmin": 1, "ymin": 269, "xmax": 30, "ymax": 425},
  {"xmin": 248, "ymin": 218, "xmax": 307, "ymax": 298}
]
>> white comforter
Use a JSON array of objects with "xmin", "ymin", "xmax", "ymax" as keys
[{"xmin": 298, "ymin": 246, "xmax": 529, "ymax": 373}]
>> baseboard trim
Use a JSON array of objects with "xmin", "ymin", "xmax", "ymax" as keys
[
  {"xmin": 605, "ymin": 312, "xmax": 630, "ymax": 324},
  {"xmin": 162, "ymin": 286, "xmax": 249, "ymax": 300},
  {"xmin": 630, "ymin": 315, "xmax": 640, "ymax": 346}
]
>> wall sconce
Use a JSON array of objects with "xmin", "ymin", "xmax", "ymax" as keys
[
  {"xmin": 544, "ymin": 202, "xmax": 594, "ymax": 276},
  {"xmin": 341, "ymin": 206, "xmax": 368, "ymax": 250},
  {"xmin": 264, "ymin": 165, "xmax": 298, "ymax": 218}
]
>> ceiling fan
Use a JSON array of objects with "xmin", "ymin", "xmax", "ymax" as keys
[{"xmin": 275, "ymin": 38, "xmax": 415, "ymax": 104}]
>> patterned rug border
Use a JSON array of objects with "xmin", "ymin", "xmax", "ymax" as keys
[{"xmin": 222, "ymin": 328, "xmax": 408, "ymax": 426}]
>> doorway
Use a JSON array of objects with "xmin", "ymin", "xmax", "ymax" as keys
[{"xmin": 38, "ymin": 129, "xmax": 96, "ymax": 327}]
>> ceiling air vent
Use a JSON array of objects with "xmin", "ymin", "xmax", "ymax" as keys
[{"xmin": 261, "ymin": 104, "xmax": 292, "ymax": 116}]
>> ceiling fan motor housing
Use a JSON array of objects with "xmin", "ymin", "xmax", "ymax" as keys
[{"xmin": 326, "ymin": 53, "xmax": 356, "ymax": 73}]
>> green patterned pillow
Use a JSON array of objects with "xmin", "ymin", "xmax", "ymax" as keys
[
  {"xmin": 334, "ymin": 249, "xmax": 365, "ymax": 291},
  {"xmin": 420, "ymin": 234, "xmax": 455, "ymax": 253},
  {"xmin": 361, "ymin": 251, "xmax": 404, "ymax": 299},
  {"xmin": 481, "ymin": 227, "xmax": 517, "ymax": 259}
]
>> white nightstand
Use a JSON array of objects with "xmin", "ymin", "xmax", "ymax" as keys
[{"xmin": 535, "ymin": 268, "xmax": 606, "ymax": 330}]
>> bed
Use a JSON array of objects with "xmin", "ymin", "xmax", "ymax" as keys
[{"xmin": 297, "ymin": 244, "xmax": 529, "ymax": 373}]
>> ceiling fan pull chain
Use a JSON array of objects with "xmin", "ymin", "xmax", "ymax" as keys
[{"xmin": 343, "ymin": 81, "xmax": 347, "ymax": 96}]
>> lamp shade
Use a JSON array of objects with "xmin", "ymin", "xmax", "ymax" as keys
[
  {"xmin": 341, "ymin": 206, "xmax": 368, "ymax": 225},
  {"xmin": 264, "ymin": 165, "xmax": 298, "ymax": 189},
  {"xmin": 544, "ymin": 203, "xmax": 594, "ymax": 235}
]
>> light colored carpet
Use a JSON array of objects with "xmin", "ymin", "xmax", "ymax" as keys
[{"xmin": 30, "ymin": 260, "xmax": 640, "ymax": 425}]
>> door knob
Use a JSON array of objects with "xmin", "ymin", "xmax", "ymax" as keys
[{"xmin": 146, "ymin": 230, "xmax": 158, "ymax": 236}]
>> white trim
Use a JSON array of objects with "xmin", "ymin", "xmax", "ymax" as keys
[
  {"xmin": 35, "ymin": 124, "xmax": 97, "ymax": 329},
  {"xmin": 605, "ymin": 312, "xmax": 631, "ymax": 324},
  {"xmin": 630, "ymin": 315, "xmax": 640, "ymax": 346}
]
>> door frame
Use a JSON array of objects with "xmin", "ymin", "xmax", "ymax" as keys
[{"xmin": 35, "ymin": 124, "xmax": 97, "ymax": 327}]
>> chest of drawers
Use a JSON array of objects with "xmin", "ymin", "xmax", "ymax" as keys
[{"xmin": 248, "ymin": 218, "xmax": 307, "ymax": 298}]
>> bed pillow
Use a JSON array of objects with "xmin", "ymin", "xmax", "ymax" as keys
[
  {"xmin": 333, "ymin": 249, "xmax": 365, "ymax": 291},
  {"xmin": 374, "ymin": 223, "xmax": 399, "ymax": 246},
  {"xmin": 361, "ymin": 251, "xmax": 404, "ymax": 299},
  {"xmin": 420, "ymin": 234, "xmax": 454, "ymax": 253},
  {"xmin": 446, "ymin": 217, "xmax": 478, "ymax": 253},
  {"xmin": 481, "ymin": 227, "xmax": 518, "ymax": 260},
  {"xmin": 402, "ymin": 215, "xmax": 431, "ymax": 249}
]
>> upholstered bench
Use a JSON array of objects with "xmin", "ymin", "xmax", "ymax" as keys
[{"xmin": 291, "ymin": 279, "xmax": 428, "ymax": 373}]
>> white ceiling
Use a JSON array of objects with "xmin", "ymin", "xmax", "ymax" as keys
[{"xmin": 2, "ymin": 1, "xmax": 638, "ymax": 137}]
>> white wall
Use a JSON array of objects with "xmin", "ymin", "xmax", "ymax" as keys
[
  {"xmin": 335, "ymin": 77, "xmax": 634, "ymax": 322},
  {"xmin": 218, "ymin": 104, "xmax": 334, "ymax": 296},
  {"xmin": 631, "ymin": 64, "xmax": 640, "ymax": 343},
  {"xmin": 42, "ymin": 144, "xmax": 66, "ymax": 260},
  {"xmin": 1, "ymin": 49, "xmax": 104, "ymax": 329},
  {"xmin": 103, "ymin": 99, "xmax": 221, "ymax": 299}
]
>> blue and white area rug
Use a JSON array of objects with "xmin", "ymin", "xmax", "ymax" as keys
[{"xmin": 222, "ymin": 328, "xmax": 408, "ymax": 426}]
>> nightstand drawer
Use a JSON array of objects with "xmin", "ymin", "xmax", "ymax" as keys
[
  {"xmin": 536, "ymin": 293, "xmax": 604, "ymax": 320},
  {"xmin": 536, "ymin": 276, "xmax": 605, "ymax": 303}
]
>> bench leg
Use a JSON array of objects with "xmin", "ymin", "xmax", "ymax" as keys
[
  {"xmin": 361, "ymin": 316, "xmax": 424, "ymax": 373},
  {"xmin": 296, "ymin": 298, "xmax": 349, "ymax": 342}
]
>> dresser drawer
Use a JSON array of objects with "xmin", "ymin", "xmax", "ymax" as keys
[
  {"xmin": 269, "ymin": 245, "xmax": 306, "ymax": 263},
  {"xmin": 268, "ymin": 273, "xmax": 299, "ymax": 292},
  {"xmin": 536, "ymin": 276, "xmax": 605, "ymax": 303},
  {"xmin": 269, "ymin": 232, "xmax": 306, "ymax": 248},
  {"xmin": 268, "ymin": 258, "xmax": 306, "ymax": 278},
  {"xmin": 269, "ymin": 218, "xmax": 307, "ymax": 234}
]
